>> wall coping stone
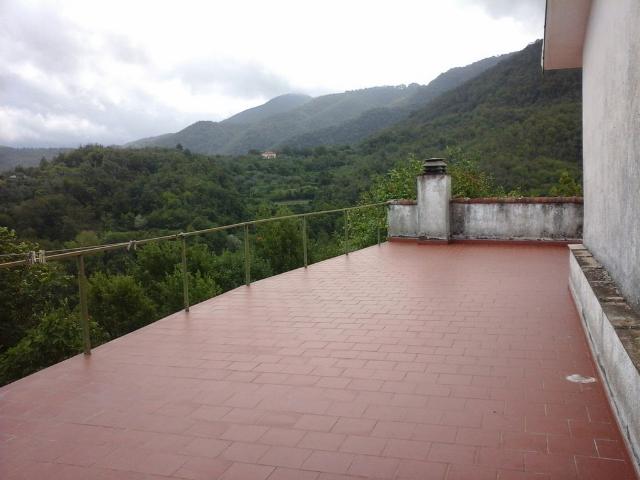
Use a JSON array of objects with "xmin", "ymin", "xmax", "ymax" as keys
[
  {"xmin": 569, "ymin": 244, "xmax": 640, "ymax": 472},
  {"xmin": 452, "ymin": 196, "xmax": 584, "ymax": 204}
]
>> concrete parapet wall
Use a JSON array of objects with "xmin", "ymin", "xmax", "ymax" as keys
[
  {"xmin": 387, "ymin": 197, "xmax": 583, "ymax": 241},
  {"xmin": 451, "ymin": 197, "xmax": 583, "ymax": 241},
  {"xmin": 568, "ymin": 244, "xmax": 640, "ymax": 472},
  {"xmin": 388, "ymin": 200, "xmax": 417, "ymax": 238}
]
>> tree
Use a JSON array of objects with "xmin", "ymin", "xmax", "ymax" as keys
[
  {"xmin": 254, "ymin": 206, "xmax": 304, "ymax": 274},
  {"xmin": 0, "ymin": 227, "xmax": 71, "ymax": 352},
  {"xmin": 89, "ymin": 273, "xmax": 157, "ymax": 338},
  {"xmin": 549, "ymin": 170, "xmax": 583, "ymax": 196},
  {"xmin": 154, "ymin": 267, "xmax": 221, "ymax": 316},
  {"xmin": 0, "ymin": 306, "xmax": 107, "ymax": 385}
]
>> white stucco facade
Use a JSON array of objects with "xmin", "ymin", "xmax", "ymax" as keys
[{"xmin": 582, "ymin": 0, "xmax": 640, "ymax": 309}]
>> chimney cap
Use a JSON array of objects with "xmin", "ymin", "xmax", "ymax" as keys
[{"xmin": 422, "ymin": 157, "xmax": 447, "ymax": 175}]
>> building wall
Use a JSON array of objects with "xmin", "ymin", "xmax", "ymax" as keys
[{"xmin": 582, "ymin": 0, "xmax": 640, "ymax": 308}]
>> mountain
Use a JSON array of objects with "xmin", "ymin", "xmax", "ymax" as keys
[
  {"xmin": 0, "ymin": 147, "xmax": 70, "ymax": 172},
  {"xmin": 279, "ymin": 54, "xmax": 513, "ymax": 150},
  {"xmin": 126, "ymin": 53, "xmax": 511, "ymax": 155},
  {"xmin": 223, "ymin": 93, "xmax": 312, "ymax": 124},
  {"xmin": 351, "ymin": 40, "xmax": 582, "ymax": 193}
]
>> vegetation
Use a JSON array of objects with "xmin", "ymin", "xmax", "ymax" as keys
[
  {"xmin": 0, "ymin": 146, "xmax": 70, "ymax": 172},
  {"xmin": 356, "ymin": 40, "xmax": 582, "ymax": 193},
  {"xmin": 0, "ymin": 40, "xmax": 584, "ymax": 385},
  {"xmin": 126, "ymin": 55, "xmax": 507, "ymax": 155}
]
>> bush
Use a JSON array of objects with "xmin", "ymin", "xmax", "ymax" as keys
[
  {"xmin": 0, "ymin": 227, "xmax": 72, "ymax": 352},
  {"xmin": 154, "ymin": 267, "xmax": 221, "ymax": 316},
  {"xmin": 0, "ymin": 307, "xmax": 107, "ymax": 385},
  {"xmin": 549, "ymin": 170, "xmax": 583, "ymax": 196},
  {"xmin": 89, "ymin": 273, "xmax": 157, "ymax": 338}
]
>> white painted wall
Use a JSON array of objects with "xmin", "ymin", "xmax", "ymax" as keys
[{"xmin": 582, "ymin": 0, "xmax": 640, "ymax": 308}]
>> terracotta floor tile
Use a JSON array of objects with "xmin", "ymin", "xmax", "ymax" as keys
[
  {"xmin": 221, "ymin": 425, "xmax": 269, "ymax": 442},
  {"xmin": 594, "ymin": 438, "xmax": 628, "ymax": 460},
  {"xmin": 0, "ymin": 243, "xmax": 636, "ymax": 480},
  {"xmin": 394, "ymin": 459, "xmax": 448, "ymax": 479},
  {"xmin": 219, "ymin": 462, "xmax": 274, "ymax": 480},
  {"xmin": 268, "ymin": 467, "xmax": 319, "ymax": 480},
  {"xmin": 259, "ymin": 427, "xmax": 306, "ymax": 447},
  {"xmin": 221, "ymin": 442, "xmax": 270, "ymax": 463},
  {"xmin": 476, "ymin": 446, "xmax": 525, "ymax": 471},
  {"xmin": 347, "ymin": 455, "xmax": 399, "ymax": 478},
  {"xmin": 524, "ymin": 452, "xmax": 577, "ymax": 478},
  {"xmin": 302, "ymin": 451, "xmax": 355, "ymax": 474},
  {"xmin": 340, "ymin": 435, "xmax": 387, "ymax": 455},
  {"xmin": 447, "ymin": 464, "xmax": 497, "ymax": 480},
  {"xmin": 174, "ymin": 457, "xmax": 233, "ymax": 480},
  {"xmin": 294, "ymin": 414, "xmax": 338, "ymax": 432},
  {"xmin": 428, "ymin": 443, "xmax": 476, "ymax": 465},
  {"xmin": 382, "ymin": 438, "xmax": 430, "ymax": 460},
  {"xmin": 299, "ymin": 431, "xmax": 346, "ymax": 451},
  {"xmin": 411, "ymin": 424, "xmax": 457, "ymax": 443},
  {"xmin": 574, "ymin": 456, "xmax": 637, "ymax": 480},
  {"xmin": 259, "ymin": 446, "xmax": 312, "ymax": 469},
  {"xmin": 331, "ymin": 418, "xmax": 376, "ymax": 436}
]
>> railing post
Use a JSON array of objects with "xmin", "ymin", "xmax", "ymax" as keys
[
  {"xmin": 180, "ymin": 234, "xmax": 190, "ymax": 312},
  {"xmin": 244, "ymin": 224, "xmax": 251, "ymax": 286},
  {"xmin": 344, "ymin": 210, "xmax": 349, "ymax": 256},
  {"xmin": 76, "ymin": 255, "xmax": 91, "ymax": 355},
  {"xmin": 378, "ymin": 204, "xmax": 383, "ymax": 246},
  {"xmin": 302, "ymin": 215, "xmax": 308, "ymax": 268}
]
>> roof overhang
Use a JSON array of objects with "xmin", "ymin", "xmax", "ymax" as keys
[{"xmin": 542, "ymin": 0, "xmax": 592, "ymax": 70}]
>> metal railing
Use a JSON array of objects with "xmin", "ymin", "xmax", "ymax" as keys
[{"xmin": 0, "ymin": 202, "xmax": 389, "ymax": 355}]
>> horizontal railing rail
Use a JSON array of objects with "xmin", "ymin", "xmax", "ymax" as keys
[{"xmin": 0, "ymin": 201, "xmax": 389, "ymax": 355}]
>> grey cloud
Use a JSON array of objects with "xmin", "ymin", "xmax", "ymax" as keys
[
  {"xmin": 0, "ymin": 2, "xmax": 211, "ymax": 147},
  {"xmin": 1, "ymin": 72, "xmax": 197, "ymax": 147},
  {"xmin": 106, "ymin": 34, "xmax": 150, "ymax": 65},
  {"xmin": 0, "ymin": 2, "xmax": 86, "ymax": 74},
  {"xmin": 0, "ymin": 0, "xmax": 295, "ymax": 147},
  {"xmin": 460, "ymin": 0, "xmax": 545, "ymax": 29},
  {"xmin": 174, "ymin": 60, "xmax": 294, "ymax": 98}
]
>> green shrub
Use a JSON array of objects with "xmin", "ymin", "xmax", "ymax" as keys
[
  {"xmin": 0, "ymin": 307, "xmax": 107, "ymax": 385},
  {"xmin": 89, "ymin": 273, "xmax": 157, "ymax": 338},
  {"xmin": 154, "ymin": 267, "xmax": 221, "ymax": 316}
]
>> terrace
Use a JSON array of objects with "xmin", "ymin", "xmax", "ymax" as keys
[{"xmin": 1, "ymin": 239, "xmax": 637, "ymax": 479}]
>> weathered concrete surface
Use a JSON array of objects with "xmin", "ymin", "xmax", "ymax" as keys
[
  {"xmin": 416, "ymin": 174, "xmax": 450, "ymax": 240},
  {"xmin": 388, "ymin": 197, "xmax": 583, "ymax": 241},
  {"xmin": 387, "ymin": 200, "xmax": 417, "ymax": 238},
  {"xmin": 569, "ymin": 244, "xmax": 640, "ymax": 472},
  {"xmin": 582, "ymin": 0, "xmax": 640, "ymax": 309},
  {"xmin": 451, "ymin": 199, "xmax": 583, "ymax": 241}
]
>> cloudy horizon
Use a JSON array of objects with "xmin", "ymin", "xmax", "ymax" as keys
[{"xmin": 0, "ymin": 0, "xmax": 545, "ymax": 148}]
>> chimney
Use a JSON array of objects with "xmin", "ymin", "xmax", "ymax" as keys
[{"xmin": 417, "ymin": 158, "xmax": 451, "ymax": 242}]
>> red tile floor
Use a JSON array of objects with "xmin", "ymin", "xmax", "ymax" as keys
[{"xmin": 1, "ymin": 242, "xmax": 637, "ymax": 479}]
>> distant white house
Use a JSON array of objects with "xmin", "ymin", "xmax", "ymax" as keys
[{"xmin": 261, "ymin": 151, "xmax": 277, "ymax": 159}]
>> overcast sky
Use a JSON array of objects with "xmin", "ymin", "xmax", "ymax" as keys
[{"xmin": 0, "ymin": 0, "xmax": 545, "ymax": 147}]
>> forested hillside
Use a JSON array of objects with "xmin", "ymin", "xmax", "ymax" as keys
[
  {"xmin": 357, "ymin": 40, "xmax": 582, "ymax": 192},
  {"xmin": 0, "ymin": 39, "xmax": 583, "ymax": 384},
  {"xmin": 0, "ymin": 148, "xmax": 245, "ymax": 247},
  {"xmin": 0, "ymin": 41, "xmax": 581, "ymax": 246},
  {"xmin": 0, "ymin": 146, "xmax": 70, "ymax": 171},
  {"xmin": 126, "ymin": 54, "xmax": 508, "ymax": 155}
]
